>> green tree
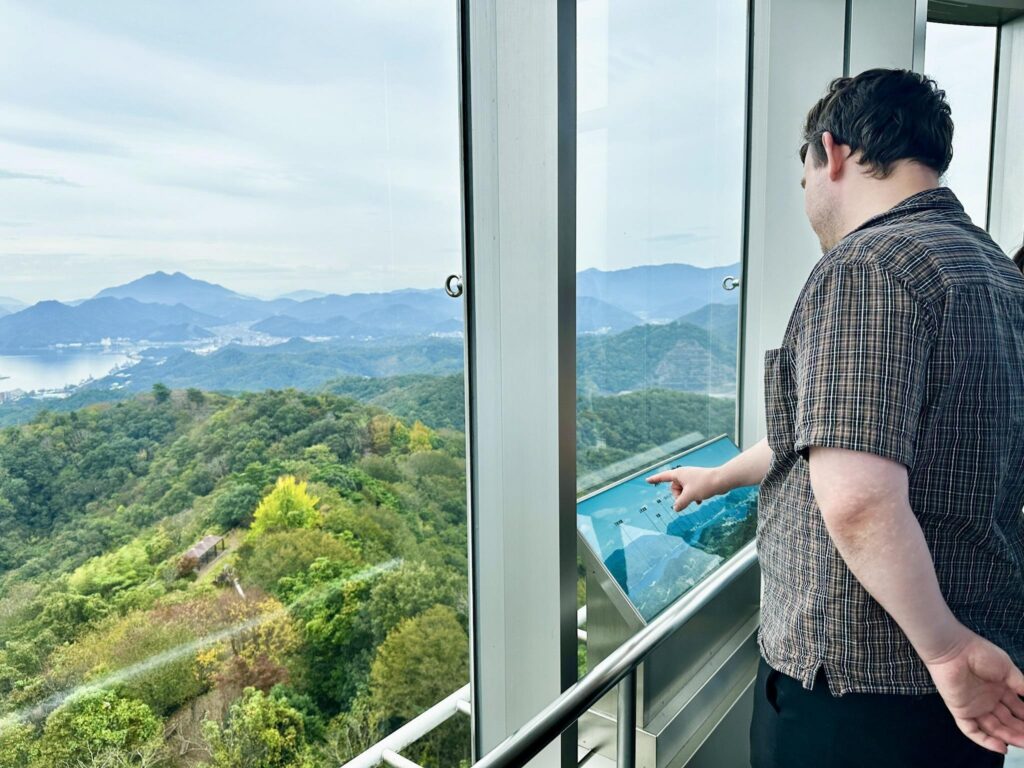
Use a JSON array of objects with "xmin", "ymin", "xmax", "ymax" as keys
[
  {"xmin": 186, "ymin": 388, "xmax": 206, "ymax": 408},
  {"xmin": 0, "ymin": 723, "xmax": 34, "ymax": 768},
  {"xmin": 212, "ymin": 482, "xmax": 261, "ymax": 529},
  {"xmin": 67, "ymin": 540, "xmax": 153, "ymax": 598},
  {"xmin": 408, "ymin": 420, "xmax": 434, "ymax": 453},
  {"xmin": 35, "ymin": 691, "xmax": 163, "ymax": 768},
  {"xmin": 370, "ymin": 604, "xmax": 468, "ymax": 721},
  {"xmin": 143, "ymin": 528, "xmax": 174, "ymax": 564},
  {"xmin": 322, "ymin": 498, "xmax": 413, "ymax": 563},
  {"xmin": 237, "ymin": 528, "xmax": 361, "ymax": 598},
  {"xmin": 151, "ymin": 383, "xmax": 171, "ymax": 405},
  {"xmin": 249, "ymin": 476, "xmax": 320, "ymax": 537},
  {"xmin": 33, "ymin": 590, "xmax": 110, "ymax": 645},
  {"xmin": 367, "ymin": 414, "xmax": 396, "ymax": 456},
  {"xmin": 357, "ymin": 455, "xmax": 401, "ymax": 483},
  {"xmin": 369, "ymin": 605, "xmax": 470, "ymax": 767},
  {"xmin": 47, "ymin": 606, "xmax": 206, "ymax": 716},
  {"xmin": 366, "ymin": 562, "xmax": 466, "ymax": 645},
  {"xmin": 390, "ymin": 420, "xmax": 410, "ymax": 452},
  {"xmin": 318, "ymin": 694, "xmax": 382, "ymax": 766},
  {"xmin": 202, "ymin": 687, "xmax": 315, "ymax": 768}
]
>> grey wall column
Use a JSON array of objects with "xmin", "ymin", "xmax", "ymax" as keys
[
  {"xmin": 740, "ymin": 0, "xmax": 847, "ymax": 447},
  {"xmin": 990, "ymin": 15, "xmax": 1024, "ymax": 254},
  {"xmin": 459, "ymin": 2, "xmax": 578, "ymax": 767},
  {"xmin": 846, "ymin": 0, "xmax": 928, "ymax": 75}
]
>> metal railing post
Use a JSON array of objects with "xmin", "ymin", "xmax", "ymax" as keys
[
  {"xmin": 471, "ymin": 543, "xmax": 758, "ymax": 768},
  {"xmin": 616, "ymin": 670, "xmax": 637, "ymax": 768}
]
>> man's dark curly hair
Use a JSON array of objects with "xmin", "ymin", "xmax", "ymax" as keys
[{"xmin": 800, "ymin": 69, "xmax": 954, "ymax": 180}]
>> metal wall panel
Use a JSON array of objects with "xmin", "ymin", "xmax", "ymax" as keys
[
  {"xmin": 847, "ymin": 0, "xmax": 928, "ymax": 75},
  {"xmin": 460, "ymin": 1, "xmax": 578, "ymax": 766},
  {"xmin": 740, "ymin": 0, "xmax": 847, "ymax": 448},
  {"xmin": 990, "ymin": 15, "xmax": 1024, "ymax": 254}
]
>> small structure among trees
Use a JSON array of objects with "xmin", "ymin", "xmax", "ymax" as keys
[{"xmin": 177, "ymin": 534, "xmax": 225, "ymax": 576}]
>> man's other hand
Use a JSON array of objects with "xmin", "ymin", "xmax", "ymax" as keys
[
  {"xmin": 645, "ymin": 466, "xmax": 721, "ymax": 512},
  {"xmin": 923, "ymin": 627, "xmax": 1024, "ymax": 754}
]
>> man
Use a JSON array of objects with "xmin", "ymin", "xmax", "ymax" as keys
[{"xmin": 649, "ymin": 69, "xmax": 1024, "ymax": 767}]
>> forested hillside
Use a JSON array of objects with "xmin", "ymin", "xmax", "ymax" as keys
[
  {"xmin": 0, "ymin": 387, "xmax": 470, "ymax": 768},
  {"xmin": 577, "ymin": 320, "xmax": 737, "ymax": 396},
  {"xmin": 94, "ymin": 338, "xmax": 466, "ymax": 395},
  {"xmin": 0, "ymin": 374, "xmax": 735, "ymax": 767}
]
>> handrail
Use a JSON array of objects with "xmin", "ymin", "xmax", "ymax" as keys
[
  {"xmin": 341, "ymin": 606, "xmax": 590, "ymax": 768},
  {"xmin": 472, "ymin": 541, "xmax": 759, "ymax": 768},
  {"xmin": 343, "ymin": 685, "xmax": 470, "ymax": 768}
]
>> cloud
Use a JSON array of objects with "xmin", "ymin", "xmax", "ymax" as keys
[
  {"xmin": 0, "ymin": 128, "xmax": 126, "ymax": 156},
  {"xmin": 0, "ymin": 169, "xmax": 81, "ymax": 187},
  {"xmin": 644, "ymin": 231, "xmax": 716, "ymax": 245}
]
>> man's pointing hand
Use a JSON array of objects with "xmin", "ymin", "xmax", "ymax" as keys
[{"xmin": 646, "ymin": 466, "xmax": 722, "ymax": 512}]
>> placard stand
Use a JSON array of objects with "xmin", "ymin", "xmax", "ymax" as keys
[{"xmin": 575, "ymin": 436, "xmax": 763, "ymax": 768}]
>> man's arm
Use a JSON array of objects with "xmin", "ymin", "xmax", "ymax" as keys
[
  {"xmin": 647, "ymin": 437, "xmax": 772, "ymax": 511},
  {"xmin": 810, "ymin": 446, "xmax": 1024, "ymax": 754}
]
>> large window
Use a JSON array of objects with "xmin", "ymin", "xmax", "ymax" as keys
[
  {"xmin": 576, "ymin": 0, "xmax": 748, "ymax": 491},
  {"xmin": 0, "ymin": 4, "xmax": 468, "ymax": 767},
  {"xmin": 925, "ymin": 22, "xmax": 998, "ymax": 228},
  {"xmin": 574, "ymin": 0, "xmax": 751, "ymax": 662}
]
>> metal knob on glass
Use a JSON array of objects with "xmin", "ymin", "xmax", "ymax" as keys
[{"xmin": 445, "ymin": 274, "xmax": 464, "ymax": 298}]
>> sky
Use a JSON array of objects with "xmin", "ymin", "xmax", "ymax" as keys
[
  {"xmin": 924, "ymin": 22, "xmax": 998, "ymax": 228},
  {"xmin": 0, "ymin": 0, "xmax": 464, "ymax": 303},
  {"xmin": 576, "ymin": 0, "xmax": 747, "ymax": 276},
  {"xmin": 0, "ymin": 2, "xmax": 997, "ymax": 305}
]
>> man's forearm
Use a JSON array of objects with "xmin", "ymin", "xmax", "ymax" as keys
[
  {"xmin": 809, "ymin": 447, "xmax": 964, "ymax": 663},
  {"xmin": 711, "ymin": 437, "xmax": 773, "ymax": 494}
]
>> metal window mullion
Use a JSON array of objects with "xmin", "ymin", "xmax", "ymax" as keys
[{"xmin": 460, "ymin": 2, "xmax": 577, "ymax": 767}]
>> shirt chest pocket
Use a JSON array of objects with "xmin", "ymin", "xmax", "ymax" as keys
[{"xmin": 763, "ymin": 346, "xmax": 798, "ymax": 456}]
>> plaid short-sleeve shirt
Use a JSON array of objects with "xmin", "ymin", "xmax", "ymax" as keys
[{"xmin": 758, "ymin": 187, "xmax": 1024, "ymax": 696}]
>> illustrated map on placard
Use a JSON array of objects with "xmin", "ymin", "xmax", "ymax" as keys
[{"xmin": 576, "ymin": 436, "xmax": 759, "ymax": 623}]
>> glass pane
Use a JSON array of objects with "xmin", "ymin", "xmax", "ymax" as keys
[
  {"xmin": 0, "ymin": 4, "xmax": 468, "ymax": 766},
  {"xmin": 576, "ymin": 0, "xmax": 748, "ymax": 493},
  {"xmin": 575, "ymin": 0, "xmax": 749, "ymax": 675},
  {"xmin": 924, "ymin": 22, "xmax": 997, "ymax": 228}
]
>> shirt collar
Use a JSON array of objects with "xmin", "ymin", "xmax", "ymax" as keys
[{"xmin": 849, "ymin": 186, "xmax": 966, "ymax": 236}]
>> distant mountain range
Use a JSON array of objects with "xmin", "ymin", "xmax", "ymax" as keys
[
  {"xmin": 0, "ymin": 265, "xmax": 739, "ymax": 353},
  {"xmin": 577, "ymin": 263, "xmax": 740, "ymax": 323},
  {"xmin": 97, "ymin": 271, "xmax": 252, "ymax": 307},
  {"xmin": 249, "ymin": 290, "xmax": 461, "ymax": 338},
  {"xmin": 577, "ymin": 296, "xmax": 644, "ymax": 335},
  {"xmin": 577, "ymin": 313, "xmax": 737, "ymax": 396},
  {"xmin": 0, "ymin": 297, "xmax": 27, "ymax": 316},
  {"xmin": 0, "ymin": 272, "xmax": 464, "ymax": 352},
  {"xmin": 96, "ymin": 271, "xmax": 300, "ymax": 323},
  {"xmin": 0, "ymin": 298, "xmax": 217, "ymax": 352},
  {"xmin": 0, "ymin": 266, "xmax": 741, "ymax": 414},
  {"xmin": 277, "ymin": 289, "xmax": 328, "ymax": 302}
]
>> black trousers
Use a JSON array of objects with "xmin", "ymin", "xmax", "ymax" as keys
[{"xmin": 750, "ymin": 657, "xmax": 1005, "ymax": 768}]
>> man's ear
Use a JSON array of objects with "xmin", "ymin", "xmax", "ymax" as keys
[{"xmin": 820, "ymin": 132, "xmax": 850, "ymax": 181}]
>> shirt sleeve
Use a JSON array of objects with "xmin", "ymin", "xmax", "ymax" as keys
[{"xmin": 792, "ymin": 263, "xmax": 934, "ymax": 469}]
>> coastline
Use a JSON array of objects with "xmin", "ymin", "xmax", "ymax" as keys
[{"xmin": 0, "ymin": 349, "xmax": 139, "ymax": 402}]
